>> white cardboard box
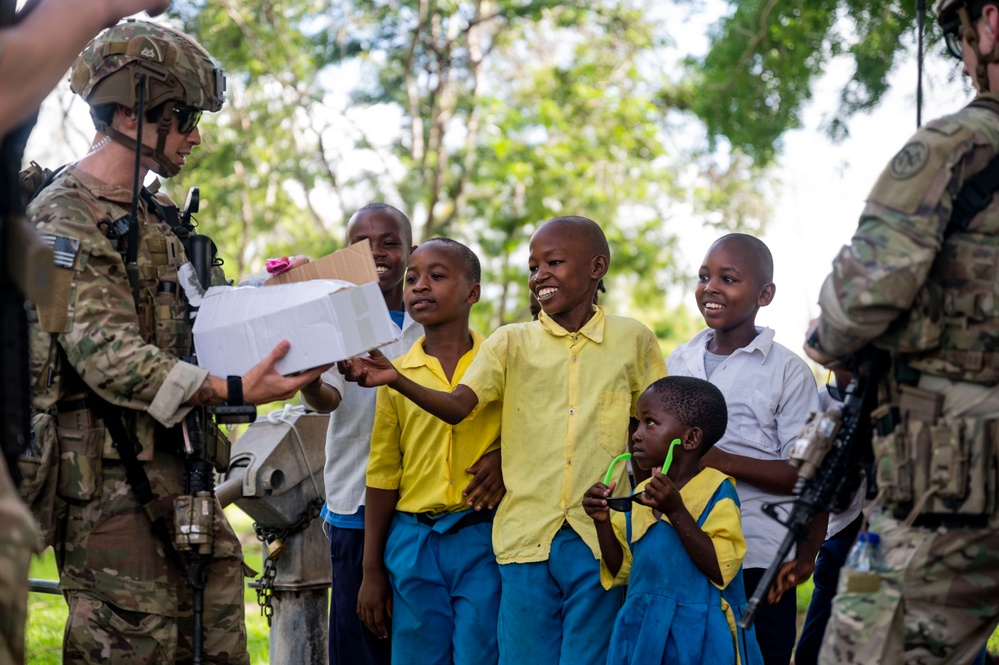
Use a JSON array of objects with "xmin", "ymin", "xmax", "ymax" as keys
[{"xmin": 192, "ymin": 240, "xmax": 397, "ymax": 376}]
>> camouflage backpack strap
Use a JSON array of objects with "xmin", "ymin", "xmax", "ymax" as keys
[{"xmin": 950, "ymin": 98, "xmax": 999, "ymax": 234}]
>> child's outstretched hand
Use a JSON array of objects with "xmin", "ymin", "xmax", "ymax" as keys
[
  {"xmin": 583, "ymin": 481, "xmax": 616, "ymax": 523},
  {"xmin": 641, "ymin": 469, "xmax": 683, "ymax": 516},
  {"xmin": 338, "ymin": 349, "xmax": 399, "ymax": 387}
]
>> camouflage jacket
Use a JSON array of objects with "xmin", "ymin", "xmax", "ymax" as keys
[
  {"xmin": 818, "ymin": 94, "xmax": 999, "ymax": 383},
  {"xmin": 28, "ymin": 165, "xmax": 208, "ymax": 458}
]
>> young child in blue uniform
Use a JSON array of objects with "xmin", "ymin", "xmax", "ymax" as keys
[
  {"xmin": 359, "ymin": 238, "xmax": 504, "ymax": 665},
  {"xmin": 584, "ymin": 376, "xmax": 764, "ymax": 665}
]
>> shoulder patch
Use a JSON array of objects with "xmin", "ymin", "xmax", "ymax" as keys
[
  {"xmin": 889, "ymin": 141, "xmax": 930, "ymax": 180},
  {"xmin": 39, "ymin": 234, "xmax": 81, "ymax": 269}
]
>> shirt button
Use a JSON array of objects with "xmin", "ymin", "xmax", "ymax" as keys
[
  {"xmin": 564, "ymin": 509, "xmax": 569, "ymax": 516},
  {"xmin": 566, "ymin": 459, "xmax": 572, "ymax": 466},
  {"xmin": 572, "ymin": 356, "xmax": 577, "ymax": 362},
  {"xmin": 569, "ymin": 408, "xmax": 575, "ymax": 415}
]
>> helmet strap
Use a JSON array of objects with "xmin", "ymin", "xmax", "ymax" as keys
[
  {"xmin": 93, "ymin": 109, "xmax": 181, "ymax": 178},
  {"xmin": 959, "ymin": 5, "xmax": 999, "ymax": 93}
]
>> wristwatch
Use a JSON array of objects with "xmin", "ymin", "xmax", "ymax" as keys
[
  {"xmin": 227, "ymin": 375, "xmax": 244, "ymax": 406},
  {"xmin": 216, "ymin": 376, "xmax": 256, "ymax": 424}
]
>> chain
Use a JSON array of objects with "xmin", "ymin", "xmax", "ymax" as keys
[
  {"xmin": 252, "ymin": 497, "xmax": 324, "ymax": 626},
  {"xmin": 256, "ymin": 555, "xmax": 277, "ymax": 626}
]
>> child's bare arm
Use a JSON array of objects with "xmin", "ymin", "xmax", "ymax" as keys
[
  {"xmin": 700, "ymin": 447, "xmax": 798, "ymax": 495},
  {"xmin": 358, "ymin": 487, "xmax": 398, "ymax": 640},
  {"xmin": 300, "ymin": 376, "xmax": 341, "ymax": 413},
  {"xmin": 642, "ymin": 472, "xmax": 723, "ymax": 586},
  {"xmin": 583, "ymin": 482, "xmax": 624, "ymax": 577},
  {"xmin": 340, "ymin": 349, "xmax": 478, "ymax": 424}
]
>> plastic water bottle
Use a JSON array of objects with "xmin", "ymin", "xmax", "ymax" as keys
[{"xmin": 845, "ymin": 531, "xmax": 883, "ymax": 573}]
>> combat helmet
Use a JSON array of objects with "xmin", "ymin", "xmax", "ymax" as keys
[
  {"xmin": 935, "ymin": 0, "xmax": 999, "ymax": 92},
  {"xmin": 70, "ymin": 19, "xmax": 225, "ymax": 177}
]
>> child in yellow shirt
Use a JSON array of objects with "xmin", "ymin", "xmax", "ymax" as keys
[{"xmin": 358, "ymin": 238, "xmax": 503, "ymax": 665}]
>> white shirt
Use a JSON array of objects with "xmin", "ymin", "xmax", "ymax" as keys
[
  {"xmin": 817, "ymin": 384, "xmax": 865, "ymax": 538},
  {"xmin": 319, "ymin": 312, "xmax": 424, "ymax": 519},
  {"xmin": 667, "ymin": 326, "xmax": 820, "ymax": 569}
]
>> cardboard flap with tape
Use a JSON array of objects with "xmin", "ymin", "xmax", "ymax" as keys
[{"xmin": 193, "ymin": 239, "xmax": 398, "ymax": 376}]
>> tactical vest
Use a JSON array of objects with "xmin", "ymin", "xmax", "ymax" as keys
[
  {"xmin": 28, "ymin": 170, "xmax": 200, "ymax": 500},
  {"xmin": 869, "ymin": 99, "xmax": 999, "ymax": 523},
  {"xmin": 879, "ymin": 101, "xmax": 999, "ymax": 386}
]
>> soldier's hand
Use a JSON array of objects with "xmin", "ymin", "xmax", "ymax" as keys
[
  {"xmin": 242, "ymin": 340, "xmax": 333, "ymax": 405},
  {"xmin": 803, "ymin": 318, "xmax": 839, "ymax": 367}
]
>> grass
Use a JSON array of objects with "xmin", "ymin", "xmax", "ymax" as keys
[
  {"xmin": 25, "ymin": 507, "xmax": 271, "ymax": 664},
  {"xmin": 25, "ymin": 515, "xmax": 999, "ymax": 663}
]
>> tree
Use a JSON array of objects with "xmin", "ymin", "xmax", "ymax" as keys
[
  {"xmin": 680, "ymin": 0, "xmax": 930, "ymax": 165},
  {"xmin": 163, "ymin": 1, "xmax": 771, "ymax": 335}
]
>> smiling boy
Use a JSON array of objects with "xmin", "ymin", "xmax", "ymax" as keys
[
  {"xmin": 341, "ymin": 216, "xmax": 666, "ymax": 665},
  {"xmin": 666, "ymin": 233, "xmax": 820, "ymax": 665},
  {"xmin": 301, "ymin": 203, "xmax": 425, "ymax": 665},
  {"xmin": 358, "ymin": 238, "xmax": 503, "ymax": 665}
]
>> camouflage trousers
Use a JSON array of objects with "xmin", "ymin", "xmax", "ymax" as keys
[
  {"xmin": 0, "ymin": 457, "xmax": 41, "ymax": 665},
  {"xmin": 818, "ymin": 510, "xmax": 999, "ymax": 665},
  {"xmin": 57, "ymin": 454, "xmax": 250, "ymax": 665}
]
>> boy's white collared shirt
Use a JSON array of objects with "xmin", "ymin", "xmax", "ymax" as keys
[{"xmin": 667, "ymin": 326, "xmax": 819, "ymax": 569}]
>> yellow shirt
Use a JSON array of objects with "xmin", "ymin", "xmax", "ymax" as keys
[
  {"xmin": 601, "ymin": 468, "xmax": 747, "ymax": 590},
  {"xmin": 367, "ymin": 330, "xmax": 502, "ymax": 514},
  {"xmin": 461, "ymin": 306, "xmax": 667, "ymax": 563}
]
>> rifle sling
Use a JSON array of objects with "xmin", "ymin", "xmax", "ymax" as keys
[
  {"xmin": 88, "ymin": 396, "xmax": 187, "ymax": 575},
  {"xmin": 950, "ymin": 98, "xmax": 999, "ymax": 235}
]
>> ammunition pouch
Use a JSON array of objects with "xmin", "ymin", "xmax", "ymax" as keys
[
  {"xmin": 19, "ymin": 413, "xmax": 66, "ymax": 549},
  {"xmin": 872, "ymin": 384, "xmax": 998, "ymax": 524}
]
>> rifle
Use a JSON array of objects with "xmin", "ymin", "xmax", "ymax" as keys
[
  {"xmin": 738, "ymin": 349, "xmax": 887, "ymax": 629},
  {"xmin": 169, "ymin": 187, "xmax": 255, "ymax": 665}
]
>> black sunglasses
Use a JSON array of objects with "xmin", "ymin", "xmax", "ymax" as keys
[
  {"xmin": 172, "ymin": 106, "xmax": 203, "ymax": 134},
  {"xmin": 606, "ymin": 492, "xmax": 645, "ymax": 513}
]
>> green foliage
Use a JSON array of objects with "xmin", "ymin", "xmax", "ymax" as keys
[
  {"xmin": 683, "ymin": 0, "xmax": 928, "ymax": 164},
  {"xmin": 150, "ymin": 0, "xmax": 768, "ymax": 341}
]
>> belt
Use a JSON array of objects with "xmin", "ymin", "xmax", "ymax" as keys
[
  {"xmin": 415, "ymin": 509, "xmax": 493, "ymax": 534},
  {"xmin": 55, "ymin": 397, "xmax": 90, "ymax": 414}
]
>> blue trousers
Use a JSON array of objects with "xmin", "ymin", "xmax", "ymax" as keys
[
  {"xmin": 497, "ymin": 526, "xmax": 624, "ymax": 665},
  {"xmin": 795, "ymin": 516, "xmax": 863, "ymax": 665},
  {"xmin": 385, "ymin": 513, "xmax": 501, "ymax": 665},
  {"xmin": 328, "ymin": 525, "xmax": 391, "ymax": 665}
]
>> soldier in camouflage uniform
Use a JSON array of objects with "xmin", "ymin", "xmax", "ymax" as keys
[
  {"xmin": 805, "ymin": 1, "xmax": 999, "ymax": 662},
  {"xmin": 27, "ymin": 20, "xmax": 328, "ymax": 664}
]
